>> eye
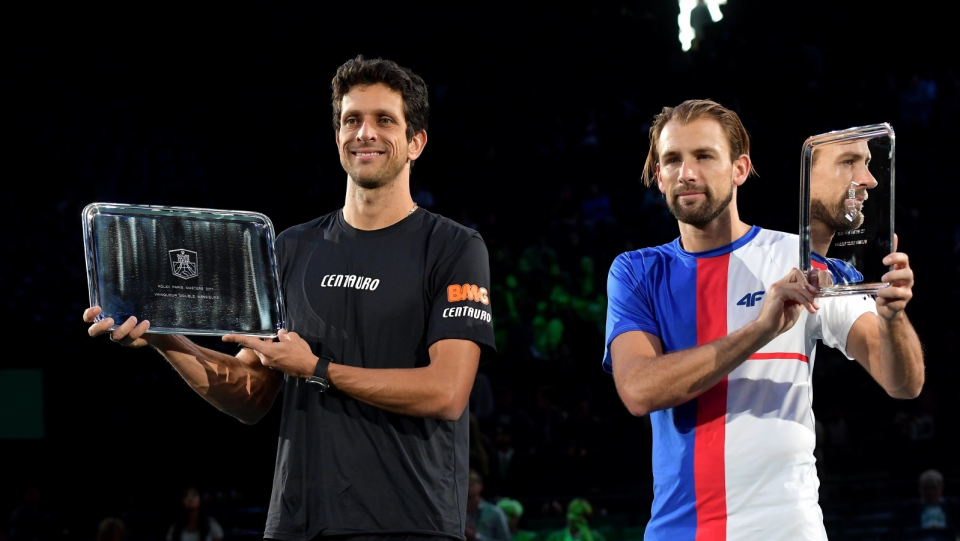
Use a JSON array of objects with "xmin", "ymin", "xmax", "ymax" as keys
[
  {"xmin": 379, "ymin": 117, "xmax": 394, "ymax": 124},
  {"xmin": 698, "ymin": 154, "xmax": 712, "ymax": 160},
  {"xmin": 664, "ymin": 157, "xmax": 680, "ymax": 164},
  {"xmin": 344, "ymin": 117, "xmax": 358, "ymax": 126}
]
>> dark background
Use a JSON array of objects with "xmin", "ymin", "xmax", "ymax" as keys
[{"xmin": 3, "ymin": 1, "xmax": 959, "ymax": 540}]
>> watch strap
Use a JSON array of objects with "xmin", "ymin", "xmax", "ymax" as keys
[{"xmin": 313, "ymin": 355, "xmax": 332, "ymax": 379}]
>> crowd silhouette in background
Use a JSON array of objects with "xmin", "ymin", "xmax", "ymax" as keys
[{"xmin": 3, "ymin": 2, "xmax": 959, "ymax": 540}]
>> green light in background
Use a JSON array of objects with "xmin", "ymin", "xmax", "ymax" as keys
[{"xmin": 0, "ymin": 369, "xmax": 44, "ymax": 440}]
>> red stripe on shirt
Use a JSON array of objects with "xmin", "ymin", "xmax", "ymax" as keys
[
  {"xmin": 811, "ymin": 259, "xmax": 827, "ymax": 271},
  {"xmin": 748, "ymin": 352, "xmax": 810, "ymax": 363},
  {"xmin": 695, "ymin": 254, "xmax": 729, "ymax": 540}
]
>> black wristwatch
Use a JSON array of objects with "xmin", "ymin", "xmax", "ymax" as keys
[{"xmin": 306, "ymin": 355, "xmax": 333, "ymax": 393}]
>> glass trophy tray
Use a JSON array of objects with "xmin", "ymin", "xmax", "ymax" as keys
[
  {"xmin": 799, "ymin": 123, "xmax": 895, "ymax": 297},
  {"xmin": 83, "ymin": 203, "xmax": 285, "ymax": 337}
]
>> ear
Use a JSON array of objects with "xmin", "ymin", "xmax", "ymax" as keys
[
  {"xmin": 335, "ymin": 129, "xmax": 341, "ymax": 148},
  {"xmin": 656, "ymin": 163, "xmax": 665, "ymax": 194},
  {"xmin": 732, "ymin": 154, "xmax": 751, "ymax": 186},
  {"xmin": 407, "ymin": 130, "xmax": 428, "ymax": 161}
]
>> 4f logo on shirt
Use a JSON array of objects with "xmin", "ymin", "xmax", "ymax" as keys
[
  {"xmin": 447, "ymin": 284, "xmax": 490, "ymax": 305},
  {"xmin": 737, "ymin": 291, "xmax": 765, "ymax": 307}
]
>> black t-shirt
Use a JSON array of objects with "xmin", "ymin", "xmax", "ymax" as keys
[{"xmin": 264, "ymin": 208, "xmax": 496, "ymax": 541}]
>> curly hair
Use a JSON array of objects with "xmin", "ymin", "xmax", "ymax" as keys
[
  {"xmin": 331, "ymin": 55, "xmax": 429, "ymax": 142},
  {"xmin": 641, "ymin": 99, "xmax": 757, "ymax": 187}
]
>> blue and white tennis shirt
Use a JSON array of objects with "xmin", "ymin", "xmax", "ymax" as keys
[{"xmin": 603, "ymin": 227, "xmax": 876, "ymax": 541}]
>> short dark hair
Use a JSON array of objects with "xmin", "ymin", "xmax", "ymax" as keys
[
  {"xmin": 331, "ymin": 55, "xmax": 429, "ymax": 142},
  {"xmin": 642, "ymin": 99, "xmax": 757, "ymax": 186}
]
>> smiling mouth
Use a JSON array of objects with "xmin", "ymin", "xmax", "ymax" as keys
[{"xmin": 353, "ymin": 150, "xmax": 385, "ymax": 157}]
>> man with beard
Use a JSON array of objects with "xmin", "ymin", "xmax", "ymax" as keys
[
  {"xmin": 84, "ymin": 56, "xmax": 495, "ymax": 541},
  {"xmin": 809, "ymin": 140, "xmax": 878, "ymax": 285},
  {"xmin": 602, "ymin": 100, "xmax": 923, "ymax": 540}
]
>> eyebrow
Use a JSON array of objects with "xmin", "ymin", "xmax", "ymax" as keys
[
  {"xmin": 835, "ymin": 151, "xmax": 870, "ymax": 163},
  {"xmin": 660, "ymin": 146, "xmax": 721, "ymax": 159},
  {"xmin": 342, "ymin": 108, "xmax": 401, "ymax": 119}
]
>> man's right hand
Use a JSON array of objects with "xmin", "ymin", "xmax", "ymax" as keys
[
  {"xmin": 755, "ymin": 268, "xmax": 819, "ymax": 338},
  {"xmin": 83, "ymin": 306, "xmax": 152, "ymax": 348}
]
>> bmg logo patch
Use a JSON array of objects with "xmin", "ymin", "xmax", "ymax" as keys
[
  {"xmin": 169, "ymin": 249, "xmax": 199, "ymax": 280},
  {"xmin": 447, "ymin": 284, "xmax": 490, "ymax": 305}
]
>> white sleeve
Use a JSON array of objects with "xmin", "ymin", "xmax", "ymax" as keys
[
  {"xmin": 206, "ymin": 518, "xmax": 224, "ymax": 541},
  {"xmin": 818, "ymin": 294, "xmax": 877, "ymax": 359}
]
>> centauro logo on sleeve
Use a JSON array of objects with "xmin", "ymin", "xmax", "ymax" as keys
[
  {"xmin": 447, "ymin": 284, "xmax": 490, "ymax": 305},
  {"xmin": 442, "ymin": 305, "xmax": 492, "ymax": 322}
]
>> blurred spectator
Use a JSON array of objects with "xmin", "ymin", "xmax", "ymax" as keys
[
  {"xmin": 8, "ymin": 486, "xmax": 57, "ymax": 541},
  {"xmin": 471, "ymin": 372, "xmax": 495, "ymax": 421},
  {"xmin": 470, "ymin": 413, "xmax": 493, "ymax": 479},
  {"xmin": 900, "ymin": 73, "xmax": 938, "ymax": 129},
  {"xmin": 489, "ymin": 425, "xmax": 520, "ymax": 496},
  {"xmin": 579, "ymin": 185, "xmax": 612, "ymax": 225},
  {"xmin": 166, "ymin": 488, "xmax": 223, "ymax": 541},
  {"xmin": 466, "ymin": 471, "xmax": 511, "ymax": 541},
  {"xmin": 898, "ymin": 470, "xmax": 960, "ymax": 538},
  {"xmin": 95, "ymin": 518, "xmax": 126, "ymax": 541},
  {"xmin": 496, "ymin": 499, "xmax": 536, "ymax": 541},
  {"xmin": 544, "ymin": 498, "xmax": 605, "ymax": 541}
]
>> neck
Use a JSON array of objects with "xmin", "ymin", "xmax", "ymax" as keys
[
  {"xmin": 676, "ymin": 203, "xmax": 751, "ymax": 253},
  {"xmin": 342, "ymin": 169, "xmax": 415, "ymax": 231},
  {"xmin": 810, "ymin": 219, "xmax": 834, "ymax": 257}
]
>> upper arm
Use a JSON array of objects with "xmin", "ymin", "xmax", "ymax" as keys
[
  {"xmin": 603, "ymin": 254, "xmax": 659, "ymax": 372},
  {"xmin": 426, "ymin": 235, "xmax": 496, "ymax": 357},
  {"xmin": 427, "ymin": 338, "xmax": 481, "ymax": 412},
  {"xmin": 845, "ymin": 311, "xmax": 883, "ymax": 382},
  {"xmin": 610, "ymin": 330, "xmax": 664, "ymax": 416},
  {"xmin": 610, "ymin": 330, "xmax": 664, "ymax": 381}
]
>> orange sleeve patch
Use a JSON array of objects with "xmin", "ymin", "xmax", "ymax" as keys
[{"xmin": 447, "ymin": 284, "xmax": 463, "ymax": 302}]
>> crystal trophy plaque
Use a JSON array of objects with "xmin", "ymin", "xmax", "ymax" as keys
[
  {"xmin": 83, "ymin": 203, "xmax": 285, "ymax": 336},
  {"xmin": 800, "ymin": 123, "xmax": 895, "ymax": 297}
]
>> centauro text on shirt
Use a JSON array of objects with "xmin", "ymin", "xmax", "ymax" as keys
[{"xmin": 443, "ymin": 283, "xmax": 492, "ymax": 322}]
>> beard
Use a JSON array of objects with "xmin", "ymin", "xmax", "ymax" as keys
[
  {"xmin": 665, "ymin": 183, "xmax": 735, "ymax": 227},
  {"xmin": 811, "ymin": 190, "xmax": 866, "ymax": 233},
  {"xmin": 340, "ymin": 149, "xmax": 408, "ymax": 190}
]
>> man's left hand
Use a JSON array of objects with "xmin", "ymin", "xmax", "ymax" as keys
[
  {"xmin": 877, "ymin": 234, "xmax": 914, "ymax": 320},
  {"xmin": 222, "ymin": 329, "xmax": 319, "ymax": 378}
]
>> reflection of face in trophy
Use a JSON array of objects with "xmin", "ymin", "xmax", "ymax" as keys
[{"xmin": 809, "ymin": 141, "xmax": 878, "ymax": 238}]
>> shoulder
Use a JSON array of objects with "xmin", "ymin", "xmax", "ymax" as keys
[
  {"xmin": 747, "ymin": 228, "xmax": 799, "ymax": 251},
  {"xmin": 609, "ymin": 241, "xmax": 678, "ymax": 282},
  {"xmin": 276, "ymin": 211, "xmax": 339, "ymax": 244},
  {"xmin": 206, "ymin": 516, "xmax": 224, "ymax": 537},
  {"xmin": 544, "ymin": 530, "xmax": 565, "ymax": 541},
  {"xmin": 480, "ymin": 499, "xmax": 507, "ymax": 517},
  {"xmin": 734, "ymin": 228, "xmax": 799, "ymax": 272},
  {"xmin": 419, "ymin": 209, "xmax": 483, "ymax": 247},
  {"xmin": 418, "ymin": 210, "xmax": 487, "ymax": 269}
]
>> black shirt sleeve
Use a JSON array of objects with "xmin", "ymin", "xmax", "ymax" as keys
[{"xmin": 426, "ymin": 234, "xmax": 497, "ymax": 359}]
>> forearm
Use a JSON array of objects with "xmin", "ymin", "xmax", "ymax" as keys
[
  {"xmin": 615, "ymin": 321, "xmax": 775, "ymax": 416},
  {"xmin": 877, "ymin": 312, "xmax": 925, "ymax": 398},
  {"xmin": 326, "ymin": 363, "xmax": 466, "ymax": 421},
  {"xmin": 149, "ymin": 335, "xmax": 282, "ymax": 424}
]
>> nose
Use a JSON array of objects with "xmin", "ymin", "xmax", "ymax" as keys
[
  {"xmin": 855, "ymin": 165, "xmax": 878, "ymax": 189},
  {"xmin": 356, "ymin": 119, "xmax": 377, "ymax": 142},
  {"xmin": 679, "ymin": 160, "xmax": 697, "ymax": 183}
]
